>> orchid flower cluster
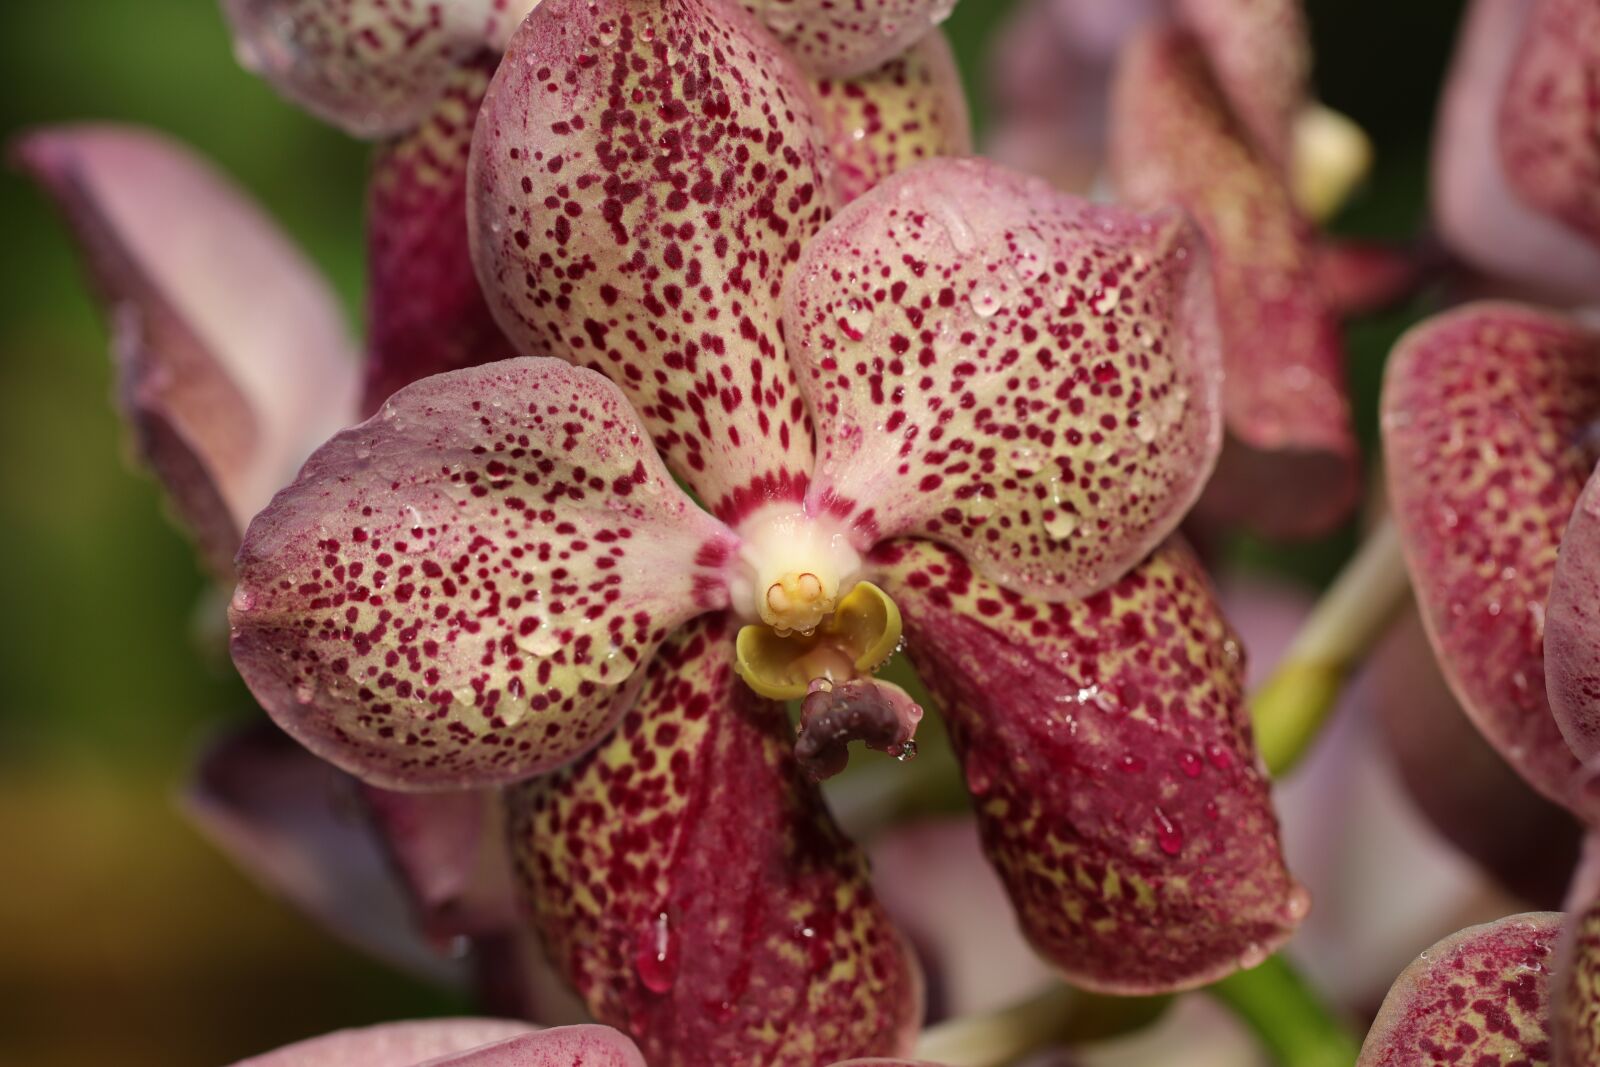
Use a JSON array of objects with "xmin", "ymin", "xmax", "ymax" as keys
[{"xmin": 19, "ymin": 0, "xmax": 1600, "ymax": 1064}]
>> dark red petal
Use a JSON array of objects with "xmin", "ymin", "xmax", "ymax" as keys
[
  {"xmin": 1171, "ymin": 0, "xmax": 1308, "ymax": 170},
  {"xmin": 219, "ymin": 0, "xmax": 535, "ymax": 138},
  {"xmin": 1357, "ymin": 914, "xmax": 1559, "ymax": 1066},
  {"xmin": 1555, "ymin": 881, "xmax": 1600, "ymax": 1067},
  {"xmin": 1433, "ymin": 0, "xmax": 1600, "ymax": 299},
  {"xmin": 1548, "ymin": 465, "xmax": 1600, "ymax": 765},
  {"xmin": 1382, "ymin": 302, "xmax": 1600, "ymax": 817},
  {"xmin": 363, "ymin": 52, "xmax": 521, "ymax": 415},
  {"xmin": 468, "ymin": 0, "xmax": 832, "ymax": 524},
  {"xmin": 1312, "ymin": 239, "xmax": 1428, "ymax": 319},
  {"xmin": 181, "ymin": 722, "xmax": 462, "ymax": 983},
  {"xmin": 810, "ymin": 32, "xmax": 971, "ymax": 205},
  {"xmin": 873, "ymin": 537, "xmax": 1303, "ymax": 994},
  {"xmin": 737, "ymin": 0, "xmax": 958, "ymax": 79},
  {"xmin": 229, "ymin": 1022, "xmax": 645, "ymax": 1067},
  {"xmin": 230, "ymin": 358, "xmax": 740, "ymax": 790},
  {"xmin": 785, "ymin": 158, "xmax": 1222, "ymax": 602},
  {"xmin": 506, "ymin": 614, "xmax": 921, "ymax": 1066},
  {"xmin": 15, "ymin": 125, "xmax": 358, "ymax": 575},
  {"xmin": 1499, "ymin": 0, "xmax": 1600, "ymax": 250},
  {"xmin": 1110, "ymin": 24, "xmax": 1358, "ymax": 539}
]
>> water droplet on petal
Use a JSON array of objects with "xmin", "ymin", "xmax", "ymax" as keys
[
  {"xmin": 231, "ymin": 587, "xmax": 256, "ymax": 613},
  {"xmin": 633, "ymin": 911, "xmax": 677, "ymax": 994},
  {"xmin": 837, "ymin": 297, "xmax": 875, "ymax": 341},
  {"xmin": 1153, "ymin": 807, "xmax": 1183, "ymax": 856},
  {"xmin": 1044, "ymin": 511, "xmax": 1079, "ymax": 540},
  {"xmin": 969, "ymin": 279, "xmax": 1004, "ymax": 318},
  {"xmin": 1284, "ymin": 884, "xmax": 1312, "ymax": 922},
  {"xmin": 1237, "ymin": 941, "xmax": 1269, "ymax": 969},
  {"xmin": 893, "ymin": 739, "xmax": 918, "ymax": 762}
]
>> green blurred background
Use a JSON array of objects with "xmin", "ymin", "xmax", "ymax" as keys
[{"xmin": 0, "ymin": 1, "xmax": 1461, "ymax": 1063}]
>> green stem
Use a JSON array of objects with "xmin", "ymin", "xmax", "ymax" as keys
[
  {"xmin": 1251, "ymin": 520, "xmax": 1410, "ymax": 775},
  {"xmin": 1209, "ymin": 956, "xmax": 1362, "ymax": 1067}
]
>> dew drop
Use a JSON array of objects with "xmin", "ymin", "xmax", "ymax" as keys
[
  {"xmin": 1177, "ymin": 750, "xmax": 1203, "ymax": 778},
  {"xmin": 964, "ymin": 754, "xmax": 994, "ymax": 796},
  {"xmin": 893, "ymin": 739, "xmax": 918, "ymax": 763},
  {"xmin": 927, "ymin": 195, "xmax": 976, "ymax": 254},
  {"xmin": 1117, "ymin": 753, "xmax": 1145, "ymax": 773},
  {"xmin": 1133, "ymin": 415, "xmax": 1158, "ymax": 445},
  {"xmin": 969, "ymin": 279, "xmax": 1004, "ymax": 318},
  {"xmin": 837, "ymin": 297, "xmax": 875, "ymax": 341},
  {"xmin": 516, "ymin": 618, "xmax": 563, "ymax": 657},
  {"xmin": 1091, "ymin": 286, "xmax": 1121, "ymax": 315},
  {"xmin": 595, "ymin": 18, "xmax": 620, "ymax": 44},
  {"xmin": 633, "ymin": 911, "xmax": 677, "ymax": 994},
  {"xmin": 1153, "ymin": 807, "xmax": 1183, "ymax": 856},
  {"xmin": 1044, "ymin": 510, "xmax": 1079, "ymax": 541},
  {"xmin": 1237, "ymin": 941, "xmax": 1269, "ymax": 969},
  {"xmin": 1284, "ymin": 884, "xmax": 1312, "ymax": 922},
  {"xmin": 1009, "ymin": 446, "xmax": 1040, "ymax": 476},
  {"xmin": 230, "ymin": 587, "xmax": 256, "ymax": 613},
  {"xmin": 294, "ymin": 682, "xmax": 315, "ymax": 705}
]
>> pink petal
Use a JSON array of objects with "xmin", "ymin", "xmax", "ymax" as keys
[
  {"xmin": 1548, "ymin": 463, "xmax": 1600, "ymax": 764},
  {"xmin": 1357, "ymin": 913, "xmax": 1560, "ymax": 1066},
  {"xmin": 1312, "ymin": 239, "xmax": 1428, "ymax": 319},
  {"xmin": 220, "ymin": 0, "xmax": 535, "ymax": 138},
  {"xmin": 1498, "ymin": 0, "xmax": 1600, "ymax": 251},
  {"xmin": 15, "ymin": 125, "xmax": 358, "ymax": 575},
  {"xmin": 1110, "ymin": 25, "xmax": 1358, "ymax": 539},
  {"xmin": 1432, "ymin": 0, "xmax": 1600, "ymax": 300},
  {"xmin": 873, "ymin": 537, "xmax": 1303, "ymax": 994},
  {"xmin": 229, "ymin": 358, "xmax": 740, "ymax": 790},
  {"xmin": 785, "ymin": 158, "xmax": 1222, "ymax": 602},
  {"xmin": 1170, "ymin": 0, "xmax": 1308, "ymax": 170},
  {"xmin": 1555, "ymin": 881, "xmax": 1600, "ymax": 1067},
  {"xmin": 468, "ymin": 0, "xmax": 832, "ymax": 524},
  {"xmin": 1382, "ymin": 302, "xmax": 1600, "ymax": 817},
  {"xmin": 810, "ymin": 32, "xmax": 972, "ymax": 205},
  {"xmin": 737, "ymin": 0, "xmax": 958, "ymax": 79},
  {"xmin": 363, "ymin": 52, "xmax": 521, "ymax": 415},
  {"xmin": 230, "ymin": 1022, "xmax": 644, "ymax": 1067},
  {"xmin": 182, "ymin": 723, "xmax": 463, "ymax": 983},
  {"xmin": 506, "ymin": 614, "xmax": 921, "ymax": 1065}
]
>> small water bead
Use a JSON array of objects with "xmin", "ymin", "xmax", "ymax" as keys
[
  {"xmin": 1091, "ymin": 287, "xmax": 1121, "ymax": 316},
  {"xmin": 1237, "ymin": 941, "xmax": 1270, "ymax": 969},
  {"xmin": 516, "ymin": 618, "xmax": 563, "ymax": 657},
  {"xmin": 1009, "ymin": 446, "xmax": 1041, "ymax": 476},
  {"xmin": 837, "ymin": 297, "xmax": 875, "ymax": 341},
  {"xmin": 230, "ymin": 587, "xmax": 256, "ymax": 613},
  {"xmin": 1133, "ymin": 415, "xmax": 1158, "ymax": 445},
  {"xmin": 1117, "ymin": 753, "xmax": 1146, "ymax": 773},
  {"xmin": 926, "ymin": 195, "xmax": 976, "ymax": 254},
  {"xmin": 1177, "ymin": 750, "xmax": 1203, "ymax": 778},
  {"xmin": 969, "ymin": 279, "xmax": 1004, "ymax": 318},
  {"xmin": 633, "ymin": 911, "xmax": 677, "ymax": 995},
  {"xmin": 1044, "ymin": 511, "xmax": 1079, "ymax": 541},
  {"xmin": 1153, "ymin": 808, "xmax": 1183, "ymax": 856},
  {"xmin": 1284, "ymin": 885, "xmax": 1312, "ymax": 922},
  {"xmin": 594, "ymin": 19, "xmax": 620, "ymax": 45},
  {"xmin": 893, "ymin": 739, "xmax": 918, "ymax": 763}
]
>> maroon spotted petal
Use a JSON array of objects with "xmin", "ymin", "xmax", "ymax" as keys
[
  {"xmin": 506, "ymin": 614, "xmax": 921, "ymax": 1067},
  {"xmin": 738, "ymin": 0, "xmax": 958, "ymax": 79},
  {"xmin": 1172, "ymin": 0, "xmax": 1308, "ymax": 170},
  {"xmin": 810, "ymin": 32, "xmax": 972, "ymax": 205},
  {"xmin": 229, "ymin": 357, "xmax": 740, "ymax": 790},
  {"xmin": 784, "ymin": 158, "xmax": 1222, "ymax": 602},
  {"xmin": 1357, "ymin": 913, "xmax": 1559, "ymax": 1066},
  {"xmin": 874, "ymin": 537, "xmax": 1303, "ymax": 994},
  {"xmin": 16, "ymin": 125, "xmax": 358, "ymax": 575},
  {"xmin": 1382, "ymin": 302, "xmax": 1600, "ymax": 817},
  {"xmin": 1548, "ymin": 464, "xmax": 1600, "ymax": 764},
  {"xmin": 1110, "ymin": 24, "xmax": 1357, "ymax": 539},
  {"xmin": 230, "ymin": 1022, "xmax": 646, "ymax": 1067},
  {"xmin": 220, "ymin": 0, "xmax": 535, "ymax": 138},
  {"xmin": 468, "ymin": 0, "xmax": 832, "ymax": 524},
  {"xmin": 1555, "ymin": 882, "xmax": 1600, "ymax": 1067},
  {"xmin": 1499, "ymin": 0, "xmax": 1600, "ymax": 250},
  {"xmin": 1434, "ymin": 0, "xmax": 1600, "ymax": 299},
  {"xmin": 363, "ymin": 52, "xmax": 521, "ymax": 415}
]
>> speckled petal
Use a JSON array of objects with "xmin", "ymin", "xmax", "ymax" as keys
[
  {"xmin": 506, "ymin": 614, "xmax": 920, "ymax": 1066},
  {"xmin": 785, "ymin": 158, "xmax": 1222, "ymax": 602},
  {"xmin": 364, "ymin": 52, "xmax": 520, "ymax": 415},
  {"xmin": 232, "ymin": 1023, "xmax": 646, "ymax": 1067},
  {"xmin": 738, "ymin": 0, "xmax": 958, "ymax": 79},
  {"xmin": 1555, "ymin": 887, "xmax": 1600, "ymax": 1067},
  {"xmin": 1110, "ymin": 25, "xmax": 1358, "ymax": 539},
  {"xmin": 230, "ymin": 357, "xmax": 740, "ymax": 790},
  {"xmin": 1171, "ymin": 0, "xmax": 1307, "ymax": 170},
  {"xmin": 468, "ymin": 0, "xmax": 832, "ymax": 524},
  {"xmin": 1433, "ymin": 0, "xmax": 1600, "ymax": 300},
  {"xmin": 874, "ymin": 537, "xmax": 1303, "ymax": 995},
  {"xmin": 1548, "ymin": 465, "xmax": 1600, "ymax": 764},
  {"xmin": 810, "ymin": 32, "xmax": 971, "ymax": 205},
  {"xmin": 1382, "ymin": 302, "xmax": 1600, "ymax": 817},
  {"xmin": 220, "ymin": 0, "xmax": 537, "ymax": 138},
  {"xmin": 1499, "ymin": 0, "xmax": 1600, "ymax": 250},
  {"xmin": 16, "ymin": 125, "xmax": 358, "ymax": 576},
  {"xmin": 1357, "ymin": 914, "xmax": 1559, "ymax": 1067}
]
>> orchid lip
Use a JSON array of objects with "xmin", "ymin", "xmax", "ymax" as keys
[{"xmin": 734, "ymin": 581, "xmax": 904, "ymax": 700}]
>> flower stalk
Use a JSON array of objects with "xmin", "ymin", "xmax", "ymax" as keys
[{"xmin": 1208, "ymin": 955, "xmax": 1362, "ymax": 1067}]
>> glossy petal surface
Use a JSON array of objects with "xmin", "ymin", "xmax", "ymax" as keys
[
  {"xmin": 230, "ymin": 358, "xmax": 739, "ymax": 790},
  {"xmin": 364, "ymin": 52, "xmax": 520, "ymax": 415},
  {"xmin": 1549, "ymin": 465, "xmax": 1600, "ymax": 764},
  {"xmin": 1382, "ymin": 303, "xmax": 1600, "ymax": 816},
  {"xmin": 786, "ymin": 158, "xmax": 1222, "ymax": 602},
  {"xmin": 232, "ymin": 1023, "xmax": 646, "ymax": 1067},
  {"xmin": 1357, "ymin": 914, "xmax": 1559, "ymax": 1067},
  {"xmin": 1556, "ymin": 891, "xmax": 1600, "ymax": 1067},
  {"xmin": 1172, "ymin": 0, "xmax": 1308, "ymax": 170},
  {"xmin": 811, "ymin": 32, "xmax": 971, "ymax": 205},
  {"xmin": 220, "ymin": 0, "xmax": 536, "ymax": 138},
  {"xmin": 17, "ymin": 125, "xmax": 358, "ymax": 575},
  {"xmin": 875, "ymin": 538, "xmax": 1302, "ymax": 994},
  {"xmin": 1434, "ymin": 0, "xmax": 1600, "ymax": 299},
  {"xmin": 1111, "ymin": 26, "xmax": 1357, "ymax": 538},
  {"xmin": 738, "ymin": 0, "xmax": 958, "ymax": 79},
  {"xmin": 1499, "ymin": 0, "xmax": 1600, "ymax": 249},
  {"xmin": 469, "ymin": 0, "xmax": 832, "ymax": 523},
  {"xmin": 507, "ymin": 615, "xmax": 920, "ymax": 1066}
]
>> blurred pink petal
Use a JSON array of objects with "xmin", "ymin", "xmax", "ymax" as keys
[
  {"xmin": 1433, "ymin": 0, "xmax": 1600, "ymax": 300},
  {"xmin": 1547, "ymin": 464, "xmax": 1600, "ymax": 763},
  {"xmin": 363, "ymin": 52, "xmax": 519, "ymax": 414},
  {"xmin": 737, "ymin": 0, "xmax": 959, "ymax": 79},
  {"xmin": 1312, "ymin": 239, "xmax": 1429, "ymax": 319},
  {"xmin": 230, "ymin": 1022, "xmax": 647, "ymax": 1067},
  {"xmin": 1171, "ymin": 0, "xmax": 1308, "ymax": 170},
  {"xmin": 16, "ymin": 125, "xmax": 358, "ymax": 575},
  {"xmin": 1498, "ymin": 0, "xmax": 1600, "ymax": 250}
]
